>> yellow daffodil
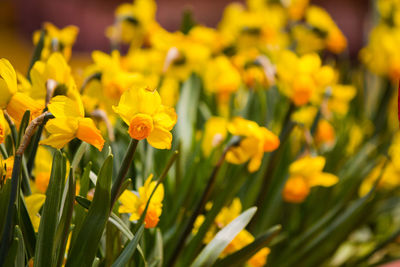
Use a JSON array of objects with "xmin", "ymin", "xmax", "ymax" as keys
[
  {"xmin": 305, "ymin": 6, "xmax": 347, "ymax": 54},
  {"xmin": 113, "ymin": 87, "xmax": 177, "ymax": 149},
  {"xmin": 33, "ymin": 22, "xmax": 79, "ymax": 60},
  {"xmin": 328, "ymin": 85, "xmax": 357, "ymax": 116},
  {"xmin": 40, "ymin": 93, "xmax": 105, "ymax": 151},
  {"xmin": 89, "ymin": 50, "xmax": 146, "ymax": 101},
  {"xmin": 0, "ymin": 58, "xmax": 43, "ymax": 123},
  {"xmin": 30, "ymin": 52, "xmax": 78, "ymax": 104},
  {"xmin": 202, "ymin": 117, "xmax": 228, "ymax": 157},
  {"xmin": 226, "ymin": 117, "xmax": 279, "ymax": 172},
  {"xmin": 283, "ymin": 156, "xmax": 338, "ymax": 203},
  {"xmin": 119, "ymin": 174, "xmax": 164, "ymax": 228},
  {"xmin": 193, "ymin": 198, "xmax": 270, "ymax": 266},
  {"xmin": 204, "ymin": 56, "xmax": 241, "ymax": 115},
  {"xmin": 276, "ymin": 50, "xmax": 335, "ymax": 106},
  {"xmin": 106, "ymin": 0, "xmax": 157, "ymax": 45},
  {"xmin": 25, "ymin": 194, "xmax": 46, "ymax": 232}
]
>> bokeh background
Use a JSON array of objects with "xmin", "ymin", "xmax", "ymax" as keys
[{"xmin": 0, "ymin": 0, "xmax": 371, "ymax": 73}]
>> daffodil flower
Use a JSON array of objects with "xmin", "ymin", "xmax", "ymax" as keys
[
  {"xmin": 226, "ymin": 117, "xmax": 280, "ymax": 172},
  {"xmin": 282, "ymin": 156, "xmax": 338, "ymax": 203},
  {"xmin": 0, "ymin": 58, "xmax": 43, "ymax": 123},
  {"xmin": 33, "ymin": 22, "xmax": 79, "ymax": 61},
  {"xmin": 40, "ymin": 93, "xmax": 104, "ymax": 151},
  {"xmin": 119, "ymin": 174, "xmax": 164, "ymax": 228},
  {"xmin": 113, "ymin": 87, "xmax": 177, "ymax": 149}
]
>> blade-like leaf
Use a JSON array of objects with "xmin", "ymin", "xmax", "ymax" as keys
[
  {"xmin": 66, "ymin": 155, "xmax": 113, "ymax": 267},
  {"xmin": 191, "ymin": 207, "xmax": 257, "ymax": 267},
  {"xmin": 111, "ymin": 224, "xmax": 145, "ymax": 267},
  {"xmin": 34, "ymin": 150, "xmax": 65, "ymax": 267}
]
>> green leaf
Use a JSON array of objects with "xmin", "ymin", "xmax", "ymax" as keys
[
  {"xmin": 175, "ymin": 74, "xmax": 201, "ymax": 167},
  {"xmin": 66, "ymin": 155, "xmax": 113, "ymax": 267},
  {"xmin": 14, "ymin": 225, "xmax": 25, "ymax": 267},
  {"xmin": 69, "ymin": 162, "xmax": 92, "ymax": 250},
  {"xmin": 191, "ymin": 207, "xmax": 258, "ymax": 267},
  {"xmin": 19, "ymin": 194, "xmax": 36, "ymax": 258},
  {"xmin": 55, "ymin": 169, "xmax": 76, "ymax": 267},
  {"xmin": 34, "ymin": 150, "xmax": 66, "ymax": 267},
  {"xmin": 17, "ymin": 110, "xmax": 30, "ymax": 148},
  {"xmin": 27, "ymin": 29, "xmax": 45, "ymax": 80},
  {"xmin": 215, "ymin": 225, "xmax": 281, "ymax": 267},
  {"xmin": 111, "ymin": 224, "xmax": 145, "ymax": 267},
  {"xmin": 148, "ymin": 229, "xmax": 163, "ymax": 267}
]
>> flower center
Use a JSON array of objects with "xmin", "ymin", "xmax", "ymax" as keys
[{"xmin": 129, "ymin": 114, "xmax": 154, "ymax": 140}]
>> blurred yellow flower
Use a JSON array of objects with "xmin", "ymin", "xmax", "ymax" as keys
[
  {"xmin": 283, "ymin": 156, "xmax": 338, "ymax": 203},
  {"xmin": 193, "ymin": 198, "xmax": 270, "ymax": 266},
  {"xmin": 30, "ymin": 52, "xmax": 78, "ymax": 104},
  {"xmin": 106, "ymin": 0, "xmax": 157, "ymax": 45},
  {"xmin": 113, "ymin": 87, "xmax": 177, "ymax": 149},
  {"xmin": 305, "ymin": 6, "xmax": 347, "ymax": 54},
  {"xmin": 276, "ymin": 50, "xmax": 335, "ymax": 106},
  {"xmin": 204, "ymin": 56, "xmax": 241, "ymax": 114},
  {"xmin": 226, "ymin": 117, "xmax": 279, "ymax": 172},
  {"xmin": 119, "ymin": 174, "xmax": 164, "ymax": 228},
  {"xmin": 328, "ymin": 85, "xmax": 357, "ymax": 116},
  {"xmin": 315, "ymin": 119, "xmax": 335, "ymax": 147},
  {"xmin": 40, "ymin": 93, "xmax": 105, "ymax": 151},
  {"xmin": 33, "ymin": 22, "xmax": 79, "ymax": 60},
  {"xmin": 202, "ymin": 117, "xmax": 228, "ymax": 157},
  {"xmin": 25, "ymin": 194, "xmax": 46, "ymax": 232}
]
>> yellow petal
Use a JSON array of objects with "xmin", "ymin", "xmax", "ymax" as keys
[
  {"xmin": 76, "ymin": 118, "xmax": 105, "ymax": 151},
  {"xmin": 289, "ymin": 156, "xmax": 326, "ymax": 176},
  {"xmin": 118, "ymin": 190, "xmax": 139, "ymax": 214},
  {"xmin": 25, "ymin": 194, "xmax": 46, "ymax": 232},
  {"xmin": 153, "ymin": 106, "xmax": 177, "ymax": 131},
  {"xmin": 0, "ymin": 58, "xmax": 18, "ymax": 108},
  {"xmin": 308, "ymin": 172, "xmax": 339, "ymax": 187},
  {"xmin": 147, "ymin": 125, "xmax": 172, "ymax": 149},
  {"xmin": 40, "ymin": 134, "xmax": 75, "ymax": 149},
  {"xmin": 48, "ymin": 95, "xmax": 84, "ymax": 118}
]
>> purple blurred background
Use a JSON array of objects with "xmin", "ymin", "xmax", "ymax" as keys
[{"xmin": 0, "ymin": 0, "xmax": 371, "ymax": 70}]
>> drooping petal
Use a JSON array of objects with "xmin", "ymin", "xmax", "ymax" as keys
[
  {"xmin": 308, "ymin": 172, "xmax": 339, "ymax": 187},
  {"xmin": 76, "ymin": 118, "xmax": 105, "ymax": 151},
  {"xmin": 147, "ymin": 125, "xmax": 172, "ymax": 149},
  {"xmin": 40, "ymin": 133, "xmax": 75, "ymax": 149}
]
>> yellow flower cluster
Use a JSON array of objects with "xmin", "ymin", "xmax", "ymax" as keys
[{"xmin": 360, "ymin": 0, "xmax": 400, "ymax": 80}]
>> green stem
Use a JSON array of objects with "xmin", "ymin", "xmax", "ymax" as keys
[
  {"xmin": 166, "ymin": 144, "xmax": 233, "ymax": 267},
  {"xmin": 110, "ymin": 139, "xmax": 139, "ymax": 210},
  {"xmin": 251, "ymin": 103, "xmax": 295, "ymax": 227},
  {"xmin": 0, "ymin": 144, "xmax": 8, "ymax": 158},
  {"xmin": 27, "ymin": 29, "xmax": 45, "ymax": 81}
]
